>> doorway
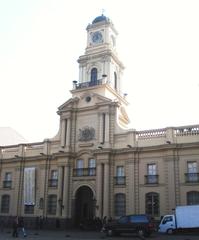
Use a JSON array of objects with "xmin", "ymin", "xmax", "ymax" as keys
[{"xmin": 74, "ymin": 186, "xmax": 95, "ymax": 227}]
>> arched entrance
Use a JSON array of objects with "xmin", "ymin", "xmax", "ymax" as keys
[{"xmin": 74, "ymin": 186, "xmax": 95, "ymax": 227}]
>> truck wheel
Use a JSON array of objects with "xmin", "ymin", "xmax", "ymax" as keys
[
  {"xmin": 107, "ymin": 229, "xmax": 114, "ymax": 237},
  {"xmin": 167, "ymin": 228, "xmax": 173, "ymax": 234},
  {"xmin": 137, "ymin": 228, "xmax": 145, "ymax": 237}
]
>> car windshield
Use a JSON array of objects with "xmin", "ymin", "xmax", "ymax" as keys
[
  {"xmin": 129, "ymin": 215, "xmax": 149, "ymax": 223},
  {"xmin": 118, "ymin": 216, "xmax": 128, "ymax": 224}
]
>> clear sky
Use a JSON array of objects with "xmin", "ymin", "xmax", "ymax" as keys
[{"xmin": 0, "ymin": 0, "xmax": 199, "ymax": 143}]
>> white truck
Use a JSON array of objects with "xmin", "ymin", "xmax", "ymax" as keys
[{"xmin": 158, "ymin": 205, "xmax": 199, "ymax": 234}]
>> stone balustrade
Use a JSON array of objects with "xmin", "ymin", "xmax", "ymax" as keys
[
  {"xmin": 137, "ymin": 128, "xmax": 166, "ymax": 139},
  {"xmin": 174, "ymin": 125, "xmax": 199, "ymax": 136}
]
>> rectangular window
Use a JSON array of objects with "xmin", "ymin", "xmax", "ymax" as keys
[
  {"xmin": 5, "ymin": 172, "xmax": 12, "ymax": 180},
  {"xmin": 117, "ymin": 166, "xmax": 124, "ymax": 177},
  {"xmin": 148, "ymin": 164, "xmax": 156, "ymax": 175},
  {"xmin": 47, "ymin": 195, "xmax": 57, "ymax": 215},
  {"xmin": 1, "ymin": 195, "xmax": 10, "ymax": 213},
  {"xmin": 51, "ymin": 170, "xmax": 58, "ymax": 179},
  {"xmin": 88, "ymin": 159, "xmax": 96, "ymax": 176},
  {"xmin": 49, "ymin": 170, "xmax": 58, "ymax": 187},
  {"xmin": 187, "ymin": 162, "xmax": 198, "ymax": 182},
  {"xmin": 3, "ymin": 172, "xmax": 12, "ymax": 188},
  {"xmin": 115, "ymin": 166, "xmax": 125, "ymax": 185},
  {"xmin": 146, "ymin": 164, "xmax": 158, "ymax": 184},
  {"xmin": 115, "ymin": 193, "xmax": 126, "ymax": 216},
  {"xmin": 76, "ymin": 159, "xmax": 84, "ymax": 176},
  {"xmin": 188, "ymin": 162, "xmax": 197, "ymax": 173},
  {"xmin": 146, "ymin": 192, "xmax": 159, "ymax": 217}
]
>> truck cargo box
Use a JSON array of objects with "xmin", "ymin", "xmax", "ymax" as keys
[{"xmin": 176, "ymin": 205, "xmax": 199, "ymax": 228}]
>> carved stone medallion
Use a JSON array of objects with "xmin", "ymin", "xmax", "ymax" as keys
[{"xmin": 79, "ymin": 126, "xmax": 95, "ymax": 141}]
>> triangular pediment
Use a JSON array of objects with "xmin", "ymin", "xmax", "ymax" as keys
[
  {"xmin": 57, "ymin": 92, "xmax": 120, "ymax": 116},
  {"xmin": 57, "ymin": 97, "xmax": 79, "ymax": 114},
  {"xmin": 75, "ymin": 92, "xmax": 117, "ymax": 109}
]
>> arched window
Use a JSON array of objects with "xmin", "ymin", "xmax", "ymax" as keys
[
  {"xmin": 145, "ymin": 192, "xmax": 159, "ymax": 217},
  {"xmin": 114, "ymin": 193, "xmax": 126, "ymax": 217},
  {"xmin": 187, "ymin": 191, "xmax": 199, "ymax": 205},
  {"xmin": 1, "ymin": 194, "xmax": 10, "ymax": 213},
  {"xmin": 90, "ymin": 68, "xmax": 97, "ymax": 83},
  {"xmin": 47, "ymin": 194, "xmax": 57, "ymax": 215},
  {"xmin": 114, "ymin": 72, "xmax": 117, "ymax": 90}
]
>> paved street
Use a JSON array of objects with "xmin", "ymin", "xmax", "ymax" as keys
[{"xmin": 0, "ymin": 229, "xmax": 199, "ymax": 240}]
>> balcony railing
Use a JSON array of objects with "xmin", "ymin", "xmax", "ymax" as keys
[
  {"xmin": 145, "ymin": 175, "xmax": 159, "ymax": 184},
  {"xmin": 73, "ymin": 168, "xmax": 96, "ymax": 177},
  {"xmin": 48, "ymin": 179, "xmax": 58, "ymax": 188},
  {"xmin": 74, "ymin": 79, "xmax": 103, "ymax": 90},
  {"xmin": 185, "ymin": 173, "xmax": 199, "ymax": 183},
  {"xmin": 114, "ymin": 176, "xmax": 126, "ymax": 185},
  {"xmin": 3, "ymin": 180, "xmax": 12, "ymax": 188}
]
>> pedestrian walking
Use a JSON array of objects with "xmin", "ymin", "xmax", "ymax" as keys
[
  {"xmin": 12, "ymin": 216, "xmax": 18, "ymax": 238},
  {"xmin": 18, "ymin": 217, "xmax": 27, "ymax": 237}
]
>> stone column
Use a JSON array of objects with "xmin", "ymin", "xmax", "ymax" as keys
[
  {"xmin": 174, "ymin": 148, "xmax": 181, "ymax": 206},
  {"xmin": 103, "ymin": 163, "xmax": 109, "ymax": 217},
  {"xmin": 105, "ymin": 113, "xmax": 109, "ymax": 142},
  {"xmin": 96, "ymin": 163, "xmax": 102, "ymax": 218},
  {"xmin": 58, "ymin": 166, "xmax": 64, "ymax": 216},
  {"xmin": 98, "ymin": 113, "xmax": 103, "ymax": 144},
  {"xmin": 61, "ymin": 119, "xmax": 66, "ymax": 147},
  {"xmin": 65, "ymin": 119, "xmax": 71, "ymax": 148},
  {"xmin": 62, "ymin": 165, "xmax": 70, "ymax": 218}
]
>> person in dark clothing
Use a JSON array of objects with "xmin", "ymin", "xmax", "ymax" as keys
[
  {"xmin": 0, "ymin": 218, "xmax": 5, "ymax": 232},
  {"xmin": 56, "ymin": 218, "xmax": 60, "ymax": 229},
  {"xmin": 18, "ymin": 217, "xmax": 27, "ymax": 237},
  {"xmin": 12, "ymin": 217, "xmax": 18, "ymax": 238}
]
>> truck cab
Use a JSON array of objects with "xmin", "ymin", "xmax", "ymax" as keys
[{"xmin": 158, "ymin": 215, "xmax": 176, "ymax": 234}]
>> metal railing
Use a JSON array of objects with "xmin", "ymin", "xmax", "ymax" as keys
[
  {"xmin": 3, "ymin": 180, "xmax": 12, "ymax": 188},
  {"xmin": 73, "ymin": 168, "xmax": 96, "ymax": 177},
  {"xmin": 75, "ymin": 79, "xmax": 103, "ymax": 89},
  {"xmin": 114, "ymin": 176, "xmax": 126, "ymax": 185},
  {"xmin": 145, "ymin": 175, "xmax": 159, "ymax": 184},
  {"xmin": 48, "ymin": 179, "xmax": 58, "ymax": 187},
  {"xmin": 185, "ymin": 173, "xmax": 199, "ymax": 183}
]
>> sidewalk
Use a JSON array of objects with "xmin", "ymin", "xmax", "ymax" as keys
[{"xmin": 0, "ymin": 229, "xmax": 105, "ymax": 240}]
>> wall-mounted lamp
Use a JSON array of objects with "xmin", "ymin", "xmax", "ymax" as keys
[
  {"xmin": 166, "ymin": 141, "xmax": 171, "ymax": 144},
  {"xmin": 127, "ymin": 144, "xmax": 133, "ymax": 148}
]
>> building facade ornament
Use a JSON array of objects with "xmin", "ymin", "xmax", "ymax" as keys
[{"xmin": 78, "ymin": 126, "xmax": 95, "ymax": 141}]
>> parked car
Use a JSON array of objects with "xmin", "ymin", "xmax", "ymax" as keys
[{"xmin": 103, "ymin": 214, "xmax": 155, "ymax": 237}]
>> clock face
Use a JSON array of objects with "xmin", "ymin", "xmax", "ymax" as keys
[{"xmin": 92, "ymin": 31, "xmax": 103, "ymax": 44}]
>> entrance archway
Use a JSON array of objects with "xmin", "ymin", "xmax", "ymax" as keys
[{"xmin": 74, "ymin": 186, "xmax": 95, "ymax": 227}]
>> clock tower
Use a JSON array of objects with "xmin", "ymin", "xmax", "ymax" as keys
[
  {"xmin": 70, "ymin": 14, "xmax": 130, "ymax": 129},
  {"xmin": 72, "ymin": 15, "xmax": 125, "ymax": 96}
]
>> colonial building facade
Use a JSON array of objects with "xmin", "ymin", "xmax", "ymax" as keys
[{"xmin": 0, "ymin": 15, "xmax": 199, "ymax": 228}]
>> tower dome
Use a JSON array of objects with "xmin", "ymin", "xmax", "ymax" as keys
[{"xmin": 92, "ymin": 14, "xmax": 109, "ymax": 24}]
